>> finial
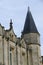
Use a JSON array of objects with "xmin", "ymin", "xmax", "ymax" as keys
[
  {"xmin": 28, "ymin": 6, "xmax": 30, "ymax": 10},
  {"xmin": 28, "ymin": 6, "xmax": 30, "ymax": 12},
  {"xmin": 10, "ymin": 19, "xmax": 13, "ymax": 24},
  {"xmin": 10, "ymin": 19, "xmax": 13, "ymax": 30}
]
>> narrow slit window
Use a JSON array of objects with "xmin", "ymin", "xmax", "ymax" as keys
[{"xmin": 10, "ymin": 47, "xmax": 12, "ymax": 65}]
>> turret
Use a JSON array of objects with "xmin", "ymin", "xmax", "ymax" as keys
[
  {"xmin": 22, "ymin": 8, "xmax": 41, "ymax": 65},
  {"xmin": 22, "ymin": 8, "xmax": 40, "ymax": 45}
]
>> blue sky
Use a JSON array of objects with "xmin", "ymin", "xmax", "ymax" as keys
[{"xmin": 0, "ymin": 0, "xmax": 43, "ymax": 55}]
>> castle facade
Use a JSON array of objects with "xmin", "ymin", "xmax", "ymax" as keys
[{"xmin": 0, "ymin": 8, "xmax": 43, "ymax": 65}]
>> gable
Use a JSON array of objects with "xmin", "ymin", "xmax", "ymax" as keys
[{"xmin": 5, "ymin": 29, "xmax": 17, "ymax": 43}]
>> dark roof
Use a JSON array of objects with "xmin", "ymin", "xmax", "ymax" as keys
[
  {"xmin": 22, "ymin": 8, "xmax": 39, "ymax": 35},
  {"xmin": 41, "ymin": 56, "xmax": 43, "ymax": 64}
]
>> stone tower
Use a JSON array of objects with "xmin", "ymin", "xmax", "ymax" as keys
[{"xmin": 22, "ymin": 8, "xmax": 42, "ymax": 65}]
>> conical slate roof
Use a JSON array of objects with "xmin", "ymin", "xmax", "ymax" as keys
[{"xmin": 22, "ymin": 8, "xmax": 39, "ymax": 35}]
